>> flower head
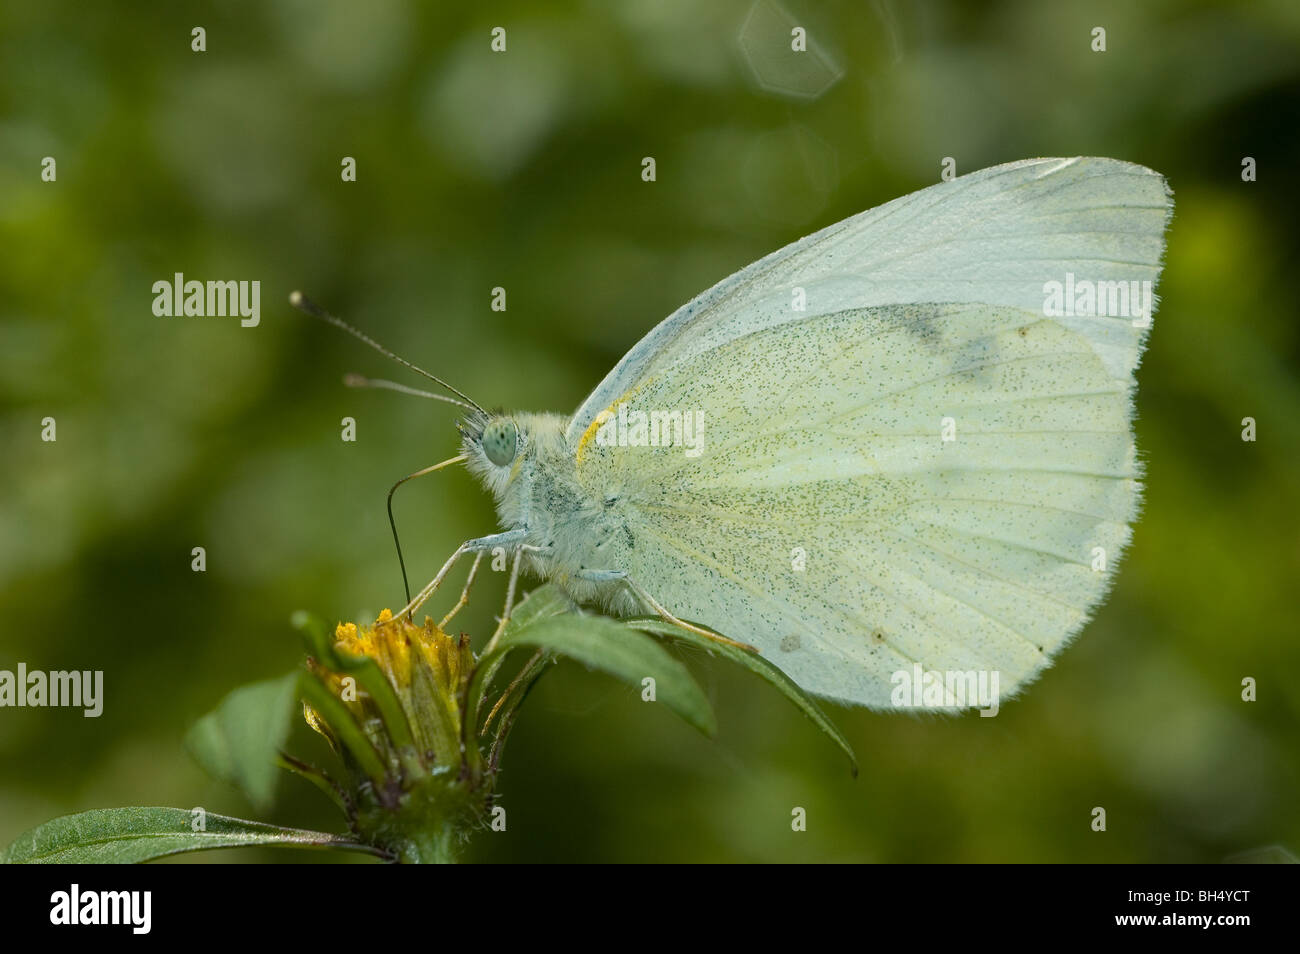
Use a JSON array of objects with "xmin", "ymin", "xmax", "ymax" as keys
[{"xmin": 302, "ymin": 610, "xmax": 489, "ymax": 863}]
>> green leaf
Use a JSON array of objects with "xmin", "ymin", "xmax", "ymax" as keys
[
  {"xmin": 471, "ymin": 604, "xmax": 716, "ymax": 737},
  {"xmin": 185, "ymin": 672, "xmax": 300, "ymax": 811},
  {"xmin": 627, "ymin": 618, "xmax": 858, "ymax": 776},
  {"xmin": 1, "ymin": 807, "xmax": 385, "ymax": 864},
  {"xmin": 466, "ymin": 585, "xmax": 573, "ymax": 726},
  {"xmin": 500, "ymin": 584, "xmax": 574, "ymax": 631}
]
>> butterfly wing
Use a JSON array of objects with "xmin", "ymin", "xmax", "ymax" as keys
[
  {"xmin": 570, "ymin": 158, "xmax": 1171, "ymax": 708},
  {"xmin": 569, "ymin": 157, "xmax": 1170, "ymax": 443}
]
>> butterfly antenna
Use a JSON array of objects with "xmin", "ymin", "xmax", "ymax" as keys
[
  {"xmin": 289, "ymin": 290, "xmax": 485, "ymax": 414},
  {"xmin": 344, "ymin": 373, "xmax": 472, "ymax": 408}
]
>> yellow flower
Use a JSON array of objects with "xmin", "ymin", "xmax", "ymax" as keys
[
  {"xmin": 305, "ymin": 610, "xmax": 476, "ymax": 779},
  {"xmin": 300, "ymin": 609, "xmax": 489, "ymax": 862}
]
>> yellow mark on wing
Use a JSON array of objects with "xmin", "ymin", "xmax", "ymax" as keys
[
  {"xmin": 575, "ymin": 380, "xmax": 652, "ymax": 466},
  {"xmin": 576, "ymin": 417, "xmax": 603, "ymax": 466}
]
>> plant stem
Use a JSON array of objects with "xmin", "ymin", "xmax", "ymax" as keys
[{"xmin": 391, "ymin": 820, "xmax": 463, "ymax": 864}]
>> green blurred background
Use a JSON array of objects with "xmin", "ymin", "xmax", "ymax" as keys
[{"xmin": 2, "ymin": 0, "xmax": 1297, "ymax": 862}]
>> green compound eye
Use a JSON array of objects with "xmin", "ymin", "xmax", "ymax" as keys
[{"xmin": 482, "ymin": 418, "xmax": 518, "ymax": 466}]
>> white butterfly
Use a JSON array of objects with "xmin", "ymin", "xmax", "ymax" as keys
[{"xmin": 300, "ymin": 156, "xmax": 1172, "ymax": 710}]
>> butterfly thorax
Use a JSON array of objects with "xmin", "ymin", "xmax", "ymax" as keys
[{"xmin": 463, "ymin": 411, "xmax": 640, "ymax": 613}]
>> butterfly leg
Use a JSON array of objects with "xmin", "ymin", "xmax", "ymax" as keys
[
  {"xmin": 577, "ymin": 569, "xmax": 760, "ymax": 653},
  {"xmin": 438, "ymin": 550, "xmax": 485, "ymax": 629},
  {"xmin": 484, "ymin": 543, "xmax": 548, "ymax": 652},
  {"xmin": 397, "ymin": 530, "xmax": 529, "ymax": 622}
]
